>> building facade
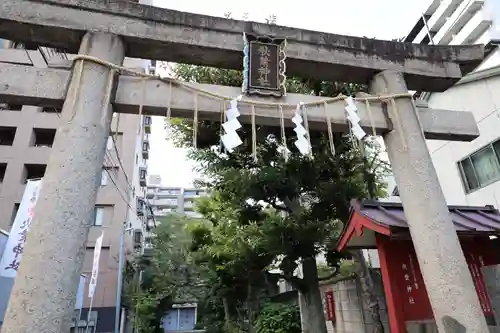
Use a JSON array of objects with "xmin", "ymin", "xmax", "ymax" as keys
[
  {"xmin": 402, "ymin": 0, "xmax": 500, "ymax": 207},
  {"xmin": 0, "ymin": 35, "xmax": 154, "ymax": 332},
  {"xmin": 146, "ymin": 175, "xmax": 207, "ymax": 219}
]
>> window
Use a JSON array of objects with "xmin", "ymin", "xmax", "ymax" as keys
[
  {"xmin": 0, "ymin": 163, "xmax": 6, "ymax": 182},
  {"xmin": 140, "ymin": 168, "xmax": 147, "ymax": 179},
  {"xmin": 23, "ymin": 164, "xmax": 46, "ymax": 183},
  {"xmin": 0, "ymin": 126, "xmax": 17, "ymax": 145},
  {"xmin": 101, "ymin": 169, "xmax": 108, "ymax": 186},
  {"xmin": 458, "ymin": 139, "xmax": 500, "ymax": 193},
  {"xmin": 32, "ymin": 128, "xmax": 56, "ymax": 147},
  {"xmin": 392, "ymin": 186, "xmax": 400, "ymax": 197},
  {"xmin": 10, "ymin": 203, "xmax": 20, "ymax": 226},
  {"xmin": 107, "ymin": 136, "xmax": 113, "ymax": 150},
  {"xmin": 93, "ymin": 207, "xmax": 104, "ymax": 226},
  {"xmin": 0, "ymin": 104, "xmax": 22, "ymax": 111},
  {"xmin": 41, "ymin": 107, "xmax": 61, "ymax": 114}
]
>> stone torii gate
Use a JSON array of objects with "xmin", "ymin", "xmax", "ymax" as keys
[{"xmin": 0, "ymin": 0, "xmax": 491, "ymax": 332}]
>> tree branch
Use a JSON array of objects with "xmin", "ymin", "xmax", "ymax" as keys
[
  {"xmin": 282, "ymin": 197, "xmax": 301, "ymax": 214},
  {"xmin": 318, "ymin": 267, "xmax": 340, "ymax": 281}
]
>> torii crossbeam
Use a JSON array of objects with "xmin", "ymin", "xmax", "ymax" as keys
[
  {"xmin": 0, "ymin": 63, "xmax": 480, "ymax": 141},
  {"xmin": 0, "ymin": 1, "xmax": 491, "ymax": 333}
]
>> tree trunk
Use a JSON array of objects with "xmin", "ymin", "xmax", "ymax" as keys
[
  {"xmin": 360, "ymin": 153, "xmax": 385, "ymax": 333},
  {"xmin": 222, "ymin": 296, "xmax": 232, "ymax": 326},
  {"xmin": 298, "ymin": 257, "xmax": 328, "ymax": 333},
  {"xmin": 351, "ymin": 249, "xmax": 385, "ymax": 333},
  {"xmin": 247, "ymin": 278, "xmax": 256, "ymax": 333}
]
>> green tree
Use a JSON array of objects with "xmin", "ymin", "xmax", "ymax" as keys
[
  {"xmin": 166, "ymin": 58, "xmax": 389, "ymax": 332},
  {"xmin": 187, "ymin": 193, "xmax": 280, "ymax": 333},
  {"xmin": 124, "ymin": 214, "xmax": 210, "ymax": 333}
]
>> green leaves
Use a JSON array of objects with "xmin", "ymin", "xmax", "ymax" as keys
[{"xmin": 255, "ymin": 303, "xmax": 301, "ymax": 333}]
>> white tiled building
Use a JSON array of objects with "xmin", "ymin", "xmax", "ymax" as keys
[
  {"xmin": 391, "ymin": 0, "xmax": 500, "ymax": 207},
  {"xmin": 146, "ymin": 175, "xmax": 207, "ymax": 219}
]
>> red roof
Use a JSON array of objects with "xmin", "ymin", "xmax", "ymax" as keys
[{"xmin": 336, "ymin": 200, "xmax": 500, "ymax": 251}]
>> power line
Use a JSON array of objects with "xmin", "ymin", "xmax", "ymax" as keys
[
  {"xmin": 110, "ymin": 133, "xmax": 135, "ymax": 196},
  {"xmin": 49, "ymin": 104, "xmax": 149, "ymax": 228}
]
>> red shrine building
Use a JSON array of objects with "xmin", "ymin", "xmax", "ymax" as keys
[{"xmin": 336, "ymin": 200, "xmax": 500, "ymax": 333}]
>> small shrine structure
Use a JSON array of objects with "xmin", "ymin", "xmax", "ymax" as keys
[{"xmin": 337, "ymin": 200, "xmax": 500, "ymax": 332}]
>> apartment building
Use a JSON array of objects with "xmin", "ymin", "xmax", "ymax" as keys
[
  {"xmin": 146, "ymin": 175, "xmax": 207, "ymax": 219},
  {"xmin": 400, "ymin": 0, "xmax": 500, "ymax": 207},
  {"xmin": 0, "ymin": 40, "xmax": 154, "ymax": 332}
]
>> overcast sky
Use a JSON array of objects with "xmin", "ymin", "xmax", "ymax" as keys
[{"xmin": 147, "ymin": 0, "xmax": 433, "ymax": 187}]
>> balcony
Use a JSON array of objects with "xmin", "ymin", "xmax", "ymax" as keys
[
  {"xmin": 184, "ymin": 189, "xmax": 205, "ymax": 198},
  {"xmin": 139, "ymin": 167, "xmax": 147, "ymax": 187},
  {"xmin": 155, "ymin": 198, "xmax": 179, "ymax": 208},
  {"xmin": 434, "ymin": 0, "xmax": 484, "ymax": 45},
  {"xmin": 142, "ymin": 135, "xmax": 150, "ymax": 160},
  {"xmin": 143, "ymin": 243, "xmax": 153, "ymax": 257},
  {"xmin": 143, "ymin": 116, "xmax": 152, "ymax": 134},
  {"xmin": 184, "ymin": 200, "xmax": 194, "ymax": 210},
  {"xmin": 157, "ymin": 188, "xmax": 182, "ymax": 196},
  {"xmin": 450, "ymin": 8, "xmax": 492, "ymax": 45}
]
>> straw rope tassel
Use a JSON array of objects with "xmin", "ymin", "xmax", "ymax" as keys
[
  {"xmin": 365, "ymin": 99, "xmax": 377, "ymax": 137},
  {"xmin": 323, "ymin": 102, "xmax": 335, "ymax": 156},
  {"xmin": 251, "ymin": 105, "xmax": 257, "ymax": 162},
  {"xmin": 278, "ymin": 104, "xmax": 288, "ymax": 161},
  {"xmin": 389, "ymin": 98, "xmax": 408, "ymax": 151},
  {"xmin": 193, "ymin": 92, "xmax": 199, "ymax": 148}
]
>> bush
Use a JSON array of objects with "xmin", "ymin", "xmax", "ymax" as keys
[{"xmin": 255, "ymin": 303, "xmax": 301, "ymax": 333}]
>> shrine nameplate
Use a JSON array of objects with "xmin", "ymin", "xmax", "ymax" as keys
[{"xmin": 243, "ymin": 33, "xmax": 286, "ymax": 97}]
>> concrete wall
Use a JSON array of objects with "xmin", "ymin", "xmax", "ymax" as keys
[
  {"xmin": 323, "ymin": 266, "xmax": 500, "ymax": 333},
  {"xmin": 320, "ymin": 271, "xmax": 390, "ymax": 333}
]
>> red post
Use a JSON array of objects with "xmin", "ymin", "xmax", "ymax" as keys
[{"xmin": 376, "ymin": 234, "xmax": 406, "ymax": 333}]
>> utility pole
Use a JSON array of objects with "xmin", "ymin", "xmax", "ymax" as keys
[{"xmin": 114, "ymin": 225, "xmax": 133, "ymax": 333}]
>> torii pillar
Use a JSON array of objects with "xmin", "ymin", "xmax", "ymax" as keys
[
  {"xmin": 1, "ymin": 32, "xmax": 125, "ymax": 333},
  {"xmin": 370, "ymin": 71, "xmax": 488, "ymax": 332}
]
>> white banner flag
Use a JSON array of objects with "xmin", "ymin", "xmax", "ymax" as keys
[
  {"xmin": 88, "ymin": 231, "xmax": 104, "ymax": 298},
  {"xmin": 0, "ymin": 179, "xmax": 42, "ymax": 278},
  {"xmin": 75, "ymin": 274, "xmax": 86, "ymax": 310}
]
